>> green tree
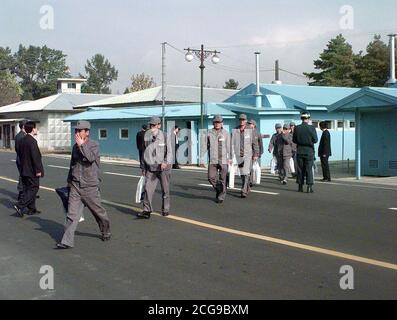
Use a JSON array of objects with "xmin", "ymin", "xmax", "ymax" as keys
[
  {"xmin": 126, "ymin": 73, "xmax": 156, "ymax": 93},
  {"xmin": 14, "ymin": 45, "xmax": 70, "ymax": 100},
  {"xmin": 223, "ymin": 79, "xmax": 239, "ymax": 90},
  {"xmin": 81, "ymin": 54, "xmax": 118, "ymax": 94},
  {"xmin": 304, "ymin": 34, "xmax": 358, "ymax": 87},
  {"xmin": 354, "ymin": 35, "xmax": 395, "ymax": 87},
  {"xmin": 0, "ymin": 47, "xmax": 16, "ymax": 72},
  {"xmin": 0, "ymin": 71, "xmax": 22, "ymax": 106}
]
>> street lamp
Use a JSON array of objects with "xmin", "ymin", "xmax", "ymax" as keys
[{"xmin": 184, "ymin": 45, "xmax": 220, "ymax": 130}]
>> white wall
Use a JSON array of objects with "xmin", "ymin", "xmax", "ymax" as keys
[{"xmin": 47, "ymin": 112, "xmax": 73, "ymax": 151}]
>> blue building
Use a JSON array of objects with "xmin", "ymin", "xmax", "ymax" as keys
[
  {"xmin": 64, "ymin": 83, "xmax": 359, "ymax": 167},
  {"xmin": 330, "ymin": 87, "xmax": 397, "ymax": 177}
]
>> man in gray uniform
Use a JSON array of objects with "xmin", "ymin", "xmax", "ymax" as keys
[
  {"xmin": 289, "ymin": 122, "xmax": 298, "ymax": 178},
  {"xmin": 56, "ymin": 120, "xmax": 111, "ymax": 249},
  {"xmin": 232, "ymin": 114, "xmax": 260, "ymax": 198},
  {"xmin": 248, "ymin": 119, "xmax": 263, "ymax": 187},
  {"xmin": 201, "ymin": 115, "xmax": 231, "ymax": 204},
  {"xmin": 293, "ymin": 112, "xmax": 318, "ymax": 193},
  {"xmin": 140, "ymin": 116, "xmax": 172, "ymax": 219},
  {"xmin": 279, "ymin": 124, "xmax": 294, "ymax": 185},
  {"xmin": 15, "ymin": 121, "xmax": 26, "ymax": 201}
]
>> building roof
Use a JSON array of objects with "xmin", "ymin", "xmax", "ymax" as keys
[
  {"xmin": 225, "ymin": 83, "xmax": 360, "ymax": 110},
  {"xmin": 0, "ymin": 93, "xmax": 116, "ymax": 114},
  {"xmin": 64, "ymin": 103, "xmax": 236, "ymax": 122},
  {"xmin": 76, "ymin": 85, "xmax": 239, "ymax": 109},
  {"xmin": 329, "ymin": 87, "xmax": 397, "ymax": 112}
]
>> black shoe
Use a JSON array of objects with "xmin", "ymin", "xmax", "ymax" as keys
[
  {"xmin": 36, "ymin": 195, "xmax": 40, "ymax": 199},
  {"xmin": 56, "ymin": 243, "xmax": 72, "ymax": 250},
  {"xmin": 27, "ymin": 209, "xmax": 41, "ymax": 215},
  {"xmin": 217, "ymin": 199, "xmax": 224, "ymax": 204},
  {"xmin": 13, "ymin": 204, "xmax": 24, "ymax": 217},
  {"xmin": 282, "ymin": 180, "xmax": 287, "ymax": 185},
  {"xmin": 307, "ymin": 185, "xmax": 314, "ymax": 193},
  {"xmin": 241, "ymin": 194, "xmax": 247, "ymax": 199},
  {"xmin": 101, "ymin": 233, "xmax": 111, "ymax": 241},
  {"xmin": 161, "ymin": 211, "xmax": 169, "ymax": 217},
  {"xmin": 298, "ymin": 185, "xmax": 303, "ymax": 192},
  {"xmin": 137, "ymin": 211, "xmax": 151, "ymax": 219}
]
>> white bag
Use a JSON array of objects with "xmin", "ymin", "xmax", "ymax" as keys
[
  {"xmin": 270, "ymin": 156, "xmax": 277, "ymax": 175},
  {"xmin": 135, "ymin": 176, "xmax": 146, "ymax": 204},
  {"xmin": 289, "ymin": 158, "xmax": 295, "ymax": 174},
  {"xmin": 228, "ymin": 164, "xmax": 235, "ymax": 189},
  {"xmin": 252, "ymin": 161, "xmax": 261, "ymax": 185}
]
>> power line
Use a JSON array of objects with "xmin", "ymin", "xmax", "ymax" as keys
[{"xmin": 279, "ymin": 68, "xmax": 308, "ymax": 79}]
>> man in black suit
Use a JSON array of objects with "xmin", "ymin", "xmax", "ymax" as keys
[
  {"xmin": 293, "ymin": 112, "xmax": 318, "ymax": 193},
  {"xmin": 319, "ymin": 121, "xmax": 332, "ymax": 182},
  {"xmin": 14, "ymin": 121, "xmax": 44, "ymax": 217},
  {"xmin": 172, "ymin": 126, "xmax": 181, "ymax": 169},
  {"xmin": 136, "ymin": 124, "xmax": 148, "ymax": 172},
  {"xmin": 14, "ymin": 121, "xmax": 26, "ymax": 201}
]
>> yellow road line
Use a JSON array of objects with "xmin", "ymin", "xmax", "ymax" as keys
[{"xmin": 1, "ymin": 175, "xmax": 397, "ymax": 272}]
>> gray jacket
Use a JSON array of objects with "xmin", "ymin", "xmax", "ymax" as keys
[
  {"xmin": 68, "ymin": 139, "xmax": 101, "ymax": 188},
  {"xmin": 200, "ymin": 128, "xmax": 231, "ymax": 165},
  {"xmin": 280, "ymin": 133, "xmax": 293, "ymax": 159},
  {"xmin": 232, "ymin": 127, "xmax": 260, "ymax": 175},
  {"xmin": 143, "ymin": 129, "xmax": 172, "ymax": 172}
]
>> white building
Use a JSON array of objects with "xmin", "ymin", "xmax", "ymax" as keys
[{"xmin": 0, "ymin": 78, "xmax": 116, "ymax": 151}]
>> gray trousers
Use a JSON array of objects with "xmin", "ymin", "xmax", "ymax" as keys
[
  {"xmin": 240, "ymin": 175, "xmax": 251, "ymax": 196},
  {"xmin": 143, "ymin": 170, "xmax": 171, "ymax": 213},
  {"xmin": 208, "ymin": 164, "xmax": 228, "ymax": 201},
  {"xmin": 277, "ymin": 156, "xmax": 292, "ymax": 182},
  {"xmin": 61, "ymin": 183, "xmax": 110, "ymax": 247}
]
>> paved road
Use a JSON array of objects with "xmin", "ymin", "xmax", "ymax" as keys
[{"xmin": 0, "ymin": 151, "xmax": 396, "ymax": 299}]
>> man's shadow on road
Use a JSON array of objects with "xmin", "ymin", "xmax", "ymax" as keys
[{"xmin": 27, "ymin": 216, "xmax": 101, "ymax": 242}]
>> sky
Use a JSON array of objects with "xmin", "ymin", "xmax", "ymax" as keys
[{"xmin": 1, "ymin": 0, "xmax": 396, "ymax": 93}]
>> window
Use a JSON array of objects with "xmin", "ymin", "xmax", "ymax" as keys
[
  {"xmin": 119, "ymin": 128, "xmax": 129, "ymax": 140},
  {"xmin": 99, "ymin": 129, "xmax": 108, "ymax": 140},
  {"xmin": 311, "ymin": 121, "xmax": 319, "ymax": 129},
  {"xmin": 11, "ymin": 126, "xmax": 15, "ymax": 140},
  {"xmin": 349, "ymin": 121, "xmax": 355, "ymax": 128},
  {"xmin": 68, "ymin": 83, "xmax": 77, "ymax": 89},
  {"xmin": 0, "ymin": 126, "xmax": 2, "ymax": 140},
  {"xmin": 337, "ymin": 121, "xmax": 344, "ymax": 129}
]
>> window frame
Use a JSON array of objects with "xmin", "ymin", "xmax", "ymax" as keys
[
  {"xmin": 99, "ymin": 128, "xmax": 108, "ymax": 140},
  {"xmin": 119, "ymin": 128, "xmax": 129, "ymax": 140}
]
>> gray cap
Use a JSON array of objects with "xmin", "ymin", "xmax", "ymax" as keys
[
  {"xmin": 248, "ymin": 119, "xmax": 257, "ymax": 126},
  {"xmin": 74, "ymin": 120, "xmax": 91, "ymax": 130},
  {"xmin": 289, "ymin": 122, "xmax": 296, "ymax": 127},
  {"xmin": 149, "ymin": 116, "xmax": 161, "ymax": 125},
  {"xmin": 213, "ymin": 115, "xmax": 223, "ymax": 122},
  {"xmin": 283, "ymin": 124, "xmax": 289, "ymax": 129},
  {"xmin": 239, "ymin": 114, "xmax": 247, "ymax": 120},
  {"xmin": 275, "ymin": 123, "xmax": 282, "ymax": 129}
]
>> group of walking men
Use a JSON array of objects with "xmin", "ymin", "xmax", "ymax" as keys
[{"xmin": 13, "ymin": 112, "xmax": 331, "ymax": 249}]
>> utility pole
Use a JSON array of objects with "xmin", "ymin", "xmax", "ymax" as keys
[{"xmin": 161, "ymin": 42, "xmax": 167, "ymax": 129}]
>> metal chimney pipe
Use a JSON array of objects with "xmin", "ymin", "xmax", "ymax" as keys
[
  {"xmin": 254, "ymin": 52, "xmax": 262, "ymax": 108},
  {"xmin": 272, "ymin": 60, "xmax": 282, "ymax": 85},
  {"xmin": 386, "ymin": 34, "xmax": 396, "ymax": 86}
]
